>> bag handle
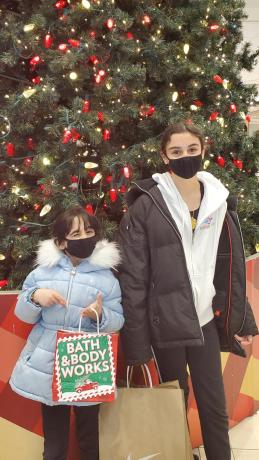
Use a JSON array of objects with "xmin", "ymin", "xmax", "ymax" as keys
[
  {"xmin": 126, "ymin": 364, "xmax": 153, "ymax": 389},
  {"xmin": 78, "ymin": 307, "xmax": 100, "ymax": 334}
]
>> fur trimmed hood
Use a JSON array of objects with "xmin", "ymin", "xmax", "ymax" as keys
[{"xmin": 35, "ymin": 238, "xmax": 121, "ymax": 270}]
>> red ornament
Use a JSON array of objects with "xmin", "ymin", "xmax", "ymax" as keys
[
  {"xmin": 229, "ymin": 103, "xmax": 237, "ymax": 113},
  {"xmin": 58, "ymin": 43, "xmax": 68, "ymax": 52},
  {"xmin": 106, "ymin": 175, "xmax": 112, "ymax": 183},
  {"xmin": 147, "ymin": 105, "xmax": 155, "ymax": 116},
  {"xmin": 24, "ymin": 157, "xmax": 32, "ymax": 166},
  {"xmin": 209, "ymin": 112, "xmax": 219, "ymax": 121},
  {"xmin": 0, "ymin": 279, "xmax": 8, "ymax": 289},
  {"xmin": 32, "ymin": 76, "xmax": 42, "ymax": 85},
  {"xmin": 139, "ymin": 104, "xmax": 155, "ymax": 117},
  {"xmin": 82, "ymin": 100, "xmax": 90, "ymax": 112},
  {"xmin": 89, "ymin": 30, "xmax": 96, "ymax": 39},
  {"xmin": 85, "ymin": 204, "xmax": 94, "ymax": 215},
  {"xmin": 20, "ymin": 226, "xmax": 29, "ymax": 233},
  {"xmin": 245, "ymin": 115, "xmax": 251, "ymax": 123},
  {"xmin": 103, "ymin": 129, "xmax": 111, "ymax": 141},
  {"xmin": 126, "ymin": 32, "xmax": 134, "ymax": 40},
  {"xmin": 213, "ymin": 75, "xmax": 223, "ymax": 84},
  {"xmin": 193, "ymin": 99, "xmax": 203, "ymax": 107},
  {"xmin": 120, "ymin": 185, "xmax": 127, "ymax": 193},
  {"xmin": 105, "ymin": 18, "xmax": 115, "ymax": 30},
  {"xmin": 88, "ymin": 171, "xmax": 96, "ymax": 178},
  {"xmin": 44, "ymin": 33, "xmax": 53, "ymax": 48},
  {"xmin": 33, "ymin": 203, "xmax": 41, "ymax": 211},
  {"xmin": 5, "ymin": 142, "xmax": 15, "ymax": 157},
  {"xmin": 62, "ymin": 128, "xmax": 80, "ymax": 143},
  {"xmin": 209, "ymin": 24, "xmax": 220, "ymax": 32},
  {"xmin": 109, "ymin": 188, "xmax": 117, "ymax": 202},
  {"xmin": 88, "ymin": 55, "xmax": 99, "ymax": 65},
  {"xmin": 233, "ymin": 159, "xmax": 243, "ymax": 170},
  {"xmin": 142, "ymin": 14, "xmax": 151, "ymax": 25},
  {"xmin": 39, "ymin": 184, "xmax": 52, "ymax": 196},
  {"xmin": 70, "ymin": 128, "xmax": 81, "ymax": 141},
  {"xmin": 98, "ymin": 112, "xmax": 104, "ymax": 122},
  {"xmin": 54, "ymin": 0, "xmax": 67, "ymax": 9},
  {"xmin": 123, "ymin": 166, "xmax": 131, "ymax": 179},
  {"xmin": 95, "ymin": 69, "xmax": 106, "ymax": 84},
  {"xmin": 62, "ymin": 128, "xmax": 72, "ymax": 144},
  {"xmin": 95, "ymin": 75, "xmax": 102, "ymax": 84},
  {"xmin": 70, "ymin": 175, "xmax": 79, "ymax": 190},
  {"xmin": 216, "ymin": 155, "xmax": 225, "ymax": 167},
  {"xmin": 29, "ymin": 55, "xmax": 43, "ymax": 69},
  {"xmin": 68, "ymin": 39, "xmax": 80, "ymax": 47},
  {"xmin": 26, "ymin": 137, "xmax": 35, "ymax": 150}
]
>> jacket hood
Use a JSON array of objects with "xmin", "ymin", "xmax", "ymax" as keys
[
  {"xmin": 153, "ymin": 171, "xmax": 229, "ymax": 218},
  {"xmin": 35, "ymin": 238, "xmax": 121, "ymax": 270},
  {"xmin": 128, "ymin": 172, "xmax": 236, "ymax": 212}
]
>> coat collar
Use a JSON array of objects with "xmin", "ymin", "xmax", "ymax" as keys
[{"xmin": 35, "ymin": 238, "xmax": 121, "ymax": 270}]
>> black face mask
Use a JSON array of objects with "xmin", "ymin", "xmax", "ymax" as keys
[
  {"xmin": 65, "ymin": 236, "xmax": 98, "ymax": 259},
  {"xmin": 168, "ymin": 154, "xmax": 202, "ymax": 179}
]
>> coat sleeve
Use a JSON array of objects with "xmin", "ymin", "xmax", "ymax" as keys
[
  {"xmin": 81, "ymin": 276, "xmax": 124, "ymax": 334},
  {"xmin": 98, "ymin": 277, "xmax": 124, "ymax": 333},
  {"xmin": 117, "ymin": 202, "xmax": 152, "ymax": 366},
  {"xmin": 14, "ymin": 270, "xmax": 42, "ymax": 324}
]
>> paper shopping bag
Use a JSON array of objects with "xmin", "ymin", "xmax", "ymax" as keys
[
  {"xmin": 99, "ymin": 382, "xmax": 194, "ymax": 460},
  {"xmin": 52, "ymin": 329, "xmax": 118, "ymax": 403}
]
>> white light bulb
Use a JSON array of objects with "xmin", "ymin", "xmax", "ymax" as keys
[
  {"xmin": 183, "ymin": 44, "xmax": 190, "ymax": 54},
  {"xmin": 69, "ymin": 72, "xmax": 78, "ymax": 80},
  {"xmin": 82, "ymin": 0, "xmax": 91, "ymax": 8}
]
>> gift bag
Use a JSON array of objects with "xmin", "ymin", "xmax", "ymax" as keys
[
  {"xmin": 52, "ymin": 315, "xmax": 118, "ymax": 403},
  {"xmin": 99, "ymin": 366, "xmax": 193, "ymax": 460}
]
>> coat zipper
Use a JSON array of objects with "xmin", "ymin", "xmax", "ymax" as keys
[
  {"xmin": 132, "ymin": 182, "xmax": 204, "ymax": 344},
  {"xmin": 62, "ymin": 267, "xmax": 76, "ymax": 329}
]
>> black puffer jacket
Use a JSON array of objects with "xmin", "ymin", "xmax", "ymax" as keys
[{"xmin": 118, "ymin": 178, "xmax": 258, "ymax": 365}]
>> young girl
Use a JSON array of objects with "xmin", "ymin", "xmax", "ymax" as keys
[
  {"xmin": 10, "ymin": 205, "xmax": 124, "ymax": 460},
  {"xmin": 118, "ymin": 122, "xmax": 258, "ymax": 460}
]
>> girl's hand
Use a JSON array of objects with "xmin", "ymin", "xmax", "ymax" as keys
[
  {"xmin": 81, "ymin": 293, "xmax": 102, "ymax": 321},
  {"xmin": 32, "ymin": 288, "xmax": 66, "ymax": 307},
  {"xmin": 234, "ymin": 334, "xmax": 253, "ymax": 345}
]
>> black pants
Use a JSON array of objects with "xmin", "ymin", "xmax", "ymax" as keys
[
  {"xmin": 153, "ymin": 319, "xmax": 231, "ymax": 460},
  {"xmin": 41, "ymin": 403, "xmax": 99, "ymax": 460}
]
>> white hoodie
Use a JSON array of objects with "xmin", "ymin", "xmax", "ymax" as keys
[{"xmin": 152, "ymin": 171, "xmax": 229, "ymax": 327}]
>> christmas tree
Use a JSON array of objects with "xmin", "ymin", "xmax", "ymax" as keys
[{"xmin": 0, "ymin": 0, "xmax": 258, "ymax": 289}]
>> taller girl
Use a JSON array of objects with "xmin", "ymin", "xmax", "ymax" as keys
[{"xmin": 118, "ymin": 122, "xmax": 258, "ymax": 460}]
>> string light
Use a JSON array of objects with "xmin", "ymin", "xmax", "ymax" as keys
[
  {"xmin": 82, "ymin": 0, "xmax": 91, "ymax": 8},
  {"xmin": 183, "ymin": 44, "xmax": 190, "ymax": 54},
  {"xmin": 23, "ymin": 23, "xmax": 35, "ymax": 32},
  {"xmin": 69, "ymin": 72, "xmax": 78, "ymax": 80}
]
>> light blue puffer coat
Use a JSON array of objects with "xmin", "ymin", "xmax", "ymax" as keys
[{"xmin": 9, "ymin": 239, "xmax": 124, "ymax": 406}]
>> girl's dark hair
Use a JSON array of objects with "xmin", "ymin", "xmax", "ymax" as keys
[
  {"xmin": 161, "ymin": 122, "xmax": 205, "ymax": 154},
  {"xmin": 52, "ymin": 206, "xmax": 101, "ymax": 244}
]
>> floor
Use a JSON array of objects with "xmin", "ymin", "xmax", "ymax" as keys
[{"xmin": 194, "ymin": 411, "xmax": 259, "ymax": 459}]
